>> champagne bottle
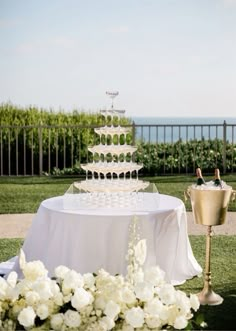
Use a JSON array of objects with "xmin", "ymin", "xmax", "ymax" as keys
[
  {"xmin": 195, "ymin": 167, "xmax": 206, "ymax": 186},
  {"xmin": 213, "ymin": 168, "xmax": 223, "ymax": 188}
]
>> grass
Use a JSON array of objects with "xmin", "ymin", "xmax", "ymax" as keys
[
  {"xmin": 0, "ymin": 174, "xmax": 236, "ymax": 213},
  {"xmin": 0, "ymin": 236, "xmax": 235, "ymax": 330}
]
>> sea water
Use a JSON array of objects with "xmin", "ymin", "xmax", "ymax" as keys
[{"xmin": 130, "ymin": 117, "xmax": 236, "ymax": 143}]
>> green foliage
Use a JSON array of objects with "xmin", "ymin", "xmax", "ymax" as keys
[
  {"xmin": 135, "ymin": 139, "xmax": 236, "ymax": 175},
  {"xmin": 0, "ymin": 102, "xmax": 235, "ymax": 175},
  {"xmin": 0, "ymin": 103, "xmax": 132, "ymax": 175}
]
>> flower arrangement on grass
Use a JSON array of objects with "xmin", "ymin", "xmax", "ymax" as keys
[{"xmin": 0, "ymin": 217, "xmax": 205, "ymax": 330}]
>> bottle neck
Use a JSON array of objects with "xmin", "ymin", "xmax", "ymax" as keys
[
  {"xmin": 196, "ymin": 168, "xmax": 205, "ymax": 185},
  {"xmin": 214, "ymin": 169, "xmax": 222, "ymax": 187}
]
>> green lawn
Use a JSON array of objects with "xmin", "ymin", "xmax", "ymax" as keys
[
  {"xmin": 0, "ymin": 235, "xmax": 235, "ymax": 330},
  {"xmin": 0, "ymin": 174, "xmax": 236, "ymax": 213}
]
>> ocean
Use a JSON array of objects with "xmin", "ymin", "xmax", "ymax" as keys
[{"xmin": 130, "ymin": 117, "xmax": 236, "ymax": 143}]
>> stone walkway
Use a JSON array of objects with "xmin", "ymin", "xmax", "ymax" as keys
[{"xmin": 0, "ymin": 212, "xmax": 235, "ymax": 238}]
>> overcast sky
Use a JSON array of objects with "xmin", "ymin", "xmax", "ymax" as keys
[{"xmin": 0, "ymin": 0, "xmax": 236, "ymax": 117}]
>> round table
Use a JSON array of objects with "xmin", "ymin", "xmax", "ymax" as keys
[{"xmin": 12, "ymin": 193, "xmax": 202, "ymax": 285}]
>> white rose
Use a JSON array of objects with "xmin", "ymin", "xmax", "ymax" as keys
[
  {"xmin": 36, "ymin": 303, "xmax": 49, "ymax": 320},
  {"xmin": 144, "ymin": 266, "xmax": 165, "ymax": 286},
  {"xmin": 64, "ymin": 309, "xmax": 81, "ymax": 328},
  {"xmin": 145, "ymin": 315, "xmax": 162, "ymax": 329},
  {"xmin": 71, "ymin": 287, "xmax": 93, "ymax": 310},
  {"xmin": 62, "ymin": 270, "xmax": 84, "ymax": 294},
  {"xmin": 32, "ymin": 279, "xmax": 53, "ymax": 301},
  {"xmin": 190, "ymin": 293, "xmax": 200, "ymax": 311},
  {"xmin": 99, "ymin": 316, "xmax": 115, "ymax": 330},
  {"xmin": 174, "ymin": 315, "xmax": 188, "ymax": 329},
  {"xmin": 125, "ymin": 307, "xmax": 144, "ymax": 328},
  {"xmin": 175, "ymin": 290, "xmax": 191, "ymax": 314},
  {"xmin": 23, "ymin": 261, "xmax": 48, "ymax": 281},
  {"xmin": 50, "ymin": 313, "xmax": 64, "ymax": 330},
  {"xmin": 54, "ymin": 265, "xmax": 70, "ymax": 279},
  {"xmin": 157, "ymin": 284, "xmax": 176, "ymax": 305},
  {"xmin": 25, "ymin": 291, "xmax": 40, "ymax": 306},
  {"xmin": 7, "ymin": 271, "xmax": 18, "ymax": 288},
  {"xmin": 134, "ymin": 281, "xmax": 154, "ymax": 302},
  {"xmin": 18, "ymin": 306, "xmax": 36, "ymax": 328},
  {"xmin": 144, "ymin": 297, "xmax": 163, "ymax": 315},
  {"xmin": 104, "ymin": 300, "xmax": 120, "ymax": 319},
  {"xmin": 121, "ymin": 287, "xmax": 136, "ymax": 305}
]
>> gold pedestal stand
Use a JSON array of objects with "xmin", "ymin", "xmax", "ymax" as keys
[
  {"xmin": 197, "ymin": 225, "xmax": 223, "ymax": 305},
  {"xmin": 187, "ymin": 186, "xmax": 235, "ymax": 306}
]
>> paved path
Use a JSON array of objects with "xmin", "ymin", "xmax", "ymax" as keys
[{"xmin": 0, "ymin": 212, "xmax": 235, "ymax": 238}]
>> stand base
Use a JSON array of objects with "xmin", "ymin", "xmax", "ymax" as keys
[{"xmin": 197, "ymin": 289, "xmax": 223, "ymax": 306}]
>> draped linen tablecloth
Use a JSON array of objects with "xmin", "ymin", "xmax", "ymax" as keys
[{"xmin": 12, "ymin": 194, "xmax": 202, "ymax": 285}]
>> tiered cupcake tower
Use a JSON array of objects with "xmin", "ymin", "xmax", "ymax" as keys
[{"xmin": 75, "ymin": 91, "xmax": 149, "ymax": 195}]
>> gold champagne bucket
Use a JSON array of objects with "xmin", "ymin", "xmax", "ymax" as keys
[
  {"xmin": 187, "ymin": 185, "xmax": 235, "ymax": 306},
  {"xmin": 188, "ymin": 187, "xmax": 233, "ymax": 226}
]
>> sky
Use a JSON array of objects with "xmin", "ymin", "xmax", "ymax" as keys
[{"xmin": 0, "ymin": 0, "xmax": 236, "ymax": 118}]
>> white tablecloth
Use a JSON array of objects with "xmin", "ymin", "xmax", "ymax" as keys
[{"xmin": 12, "ymin": 194, "xmax": 202, "ymax": 285}]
